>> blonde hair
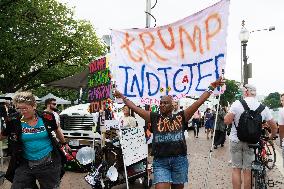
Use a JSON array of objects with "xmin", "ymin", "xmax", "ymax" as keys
[{"xmin": 13, "ymin": 91, "xmax": 36, "ymax": 106}]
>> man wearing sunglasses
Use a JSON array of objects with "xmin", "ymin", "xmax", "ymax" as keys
[{"xmin": 45, "ymin": 98, "xmax": 60, "ymax": 127}]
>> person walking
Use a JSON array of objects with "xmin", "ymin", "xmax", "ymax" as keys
[
  {"xmin": 278, "ymin": 93, "xmax": 284, "ymax": 166},
  {"xmin": 213, "ymin": 106, "xmax": 227, "ymax": 149},
  {"xmin": 113, "ymin": 78, "xmax": 224, "ymax": 189},
  {"xmin": 45, "ymin": 98, "xmax": 60, "ymax": 126},
  {"xmin": 0, "ymin": 91, "xmax": 69, "ymax": 189},
  {"xmin": 192, "ymin": 109, "xmax": 201, "ymax": 138},
  {"xmin": 204, "ymin": 108, "xmax": 213, "ymax": 139},
  {"xmin": 172, "ymin": 101, "xmax": 180, "ymax": 115},
  {"xmin": 224, "ymin": 84, "xmax": 277, "ymax": 189}
]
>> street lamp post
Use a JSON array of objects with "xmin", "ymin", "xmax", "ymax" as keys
[
  {"xmin": 239, "ymin": 20, "xmax": 250, "ymax": 85},
  {"xmin": 239, "ymin": 20, "xmax": 275, "ymax": 85}
]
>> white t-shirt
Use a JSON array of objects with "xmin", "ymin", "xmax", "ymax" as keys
[
  {"xmin": 53, "ymin": 112, "xmax": 60, "ymax": 126},
  {"xmin": 120, "ymin": 116, "xmax": 137, "ymax": 128},
  {"xmin": 229, "ymin": 97, "xmax": 273, "ymax": 142},
  {"xmin": 278, "ymin": 107, "xmax": 284, "ymax": 125}
]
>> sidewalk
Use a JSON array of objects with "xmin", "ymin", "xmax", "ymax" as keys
[{"xmin": 187, "ymin": 127, "xmax": 284, "ymax": 189}]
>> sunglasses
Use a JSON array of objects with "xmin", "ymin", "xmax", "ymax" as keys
[{"xmin": 51, "ymin": 103, "xmax": 57, "ymax": 106}]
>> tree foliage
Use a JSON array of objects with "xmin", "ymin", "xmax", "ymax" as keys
[
  {"xmin": 220, "ymin": 79, "xmax": 239, "ymax": 107},
  {"xmin": 262, "ymin": 92, "xmax": 281, "ymax": 109},
  {"xmin": 0, "ymin": 0, "xmax": 106, "ymax": 93}
]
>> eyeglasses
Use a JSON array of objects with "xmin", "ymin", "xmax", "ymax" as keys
[{"xmin": 16, "ymin": 107, "xmax": 32, "ymax": 112}]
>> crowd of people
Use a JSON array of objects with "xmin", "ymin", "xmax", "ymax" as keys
[{"xmin": 0, "ymin": 80, "xmax": 283, "ymax": 189}]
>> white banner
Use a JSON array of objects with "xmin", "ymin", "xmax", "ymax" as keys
[
  {"xmin": 111, "ymin": 0, "xmax": 230, "ymax": 105},
  {"xmin": 120, "ymin": 127, "xmax": 147, "ymax": 166}
]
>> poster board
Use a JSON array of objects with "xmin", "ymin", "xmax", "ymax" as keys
[
  {"xmin": 88, "ymin": 56, "xmax": 113, "ymax": 113},
  {"xmin": 120, "ymin": 127, "xmax": 148, "ymax": 166}
]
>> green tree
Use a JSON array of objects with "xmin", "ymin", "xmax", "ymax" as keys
[
  {"xmin": 0, "ymin": 0, "xmax": 106, "ymax": 93},
  {"xmin": 220, "ymin": 79, "xmax": 239, "ymax": 107},
  {"xmin": 262, "ymin": 92, "xmax": 281, "ymax": 109}
]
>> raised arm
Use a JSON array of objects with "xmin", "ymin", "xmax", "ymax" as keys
[
  {"xmin": 113, "ymin": 90, "xmax": 151, "ymax": 123},
  {"xmin": 184, "ymin": 78, "xmax": 224, "ymax": 122}
]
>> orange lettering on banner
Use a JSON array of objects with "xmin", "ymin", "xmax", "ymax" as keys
[
  {"xmin": 179, "ymin": 25, "xmax": 204, "ymax": 59},
  {"xmin": 120, "ymin": 32, "xmax": 143, "ymax": 62},
  {"xmin": 119, "ymin": 14, "xmax": 222, "ymax": 62},
  {"xmin": 157, "ymin": 27, "xmax": 175, "ymax": 50},
  {"xmin": 205, "ymin": 13, "xmax": 222, "ymax": 50},
  {"xmin": 139, "ymin": 32, "xmax": 168, "ymax": 62}
]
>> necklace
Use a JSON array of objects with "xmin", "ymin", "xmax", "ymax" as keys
[{"xmin": 21, "ymin": 115, "xmax": 38, "ymax": 124}]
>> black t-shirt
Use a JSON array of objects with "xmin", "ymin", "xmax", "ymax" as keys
[{"xmin": 150, "ymin": 111, "xmax": 187, "ymax": 158}]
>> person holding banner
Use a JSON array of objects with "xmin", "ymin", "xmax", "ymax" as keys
[{"xmin": 113, "ymin": 78, "xmax": 224, "ymax": 189}]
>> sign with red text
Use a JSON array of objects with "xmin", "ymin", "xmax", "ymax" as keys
[{"xmin": 110, "ymin": 0, "xmax": 230, "ymax": 105}]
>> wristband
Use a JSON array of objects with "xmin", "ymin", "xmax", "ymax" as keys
[{"xmin": 206, "ymin": 85, "xmax": 215, "ymax": 94}]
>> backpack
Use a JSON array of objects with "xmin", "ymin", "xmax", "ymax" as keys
[{"xmin": 236, "ymin": 99, "xmax": 265, "ymax": 144}]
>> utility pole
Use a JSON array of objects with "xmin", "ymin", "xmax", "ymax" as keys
[{"xmin": 146, "ymin": 0, "xmax": 151, "ymax": 28}]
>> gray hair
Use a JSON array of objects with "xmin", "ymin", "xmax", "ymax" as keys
[
  {"xmin": 13, "ymin": 91, "xmax": 36, "ymax": 106},
  {"xmin": 242, "ymin": 84, "xmax": 257, "ymax": 96}
]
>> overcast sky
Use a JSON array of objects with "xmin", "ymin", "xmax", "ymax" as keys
[{"xmin": 60, "ymin": 0, "xmax": 284, "ymax": 96}]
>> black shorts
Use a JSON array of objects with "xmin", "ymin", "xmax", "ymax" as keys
[{"xmin": 11, "ymin": 159, "xmax": 61, "ymax": 189}]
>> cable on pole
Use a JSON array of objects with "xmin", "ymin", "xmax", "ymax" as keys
[{"xmin": 145, "ymin": 11, "xmax": 157, "ymax": 27}]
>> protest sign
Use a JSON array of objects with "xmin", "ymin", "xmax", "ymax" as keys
[
  {"xmin": 120, "ymin": 127, "xmax": 148, "ymax": 166},
  {"xmin": 111, "ymin": 0, "xmax": 230, "ymax": 105},
  {"xmin": 104, "ymin": 120, "xmax": 120, "ymax": 130},
  {"xmin": 88, "ymin": 56, "xmax": 113, "ymax": 112}
]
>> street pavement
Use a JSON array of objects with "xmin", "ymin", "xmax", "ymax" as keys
[{"xmin": 2, "ymin": 127, "xmax": 284, "ymax": 188}]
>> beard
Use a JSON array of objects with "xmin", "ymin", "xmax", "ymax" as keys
[{"xmin": 51, "ymin": 107, "xmax": 58, "ymax": 112}]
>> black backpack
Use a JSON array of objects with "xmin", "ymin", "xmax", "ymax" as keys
[{"xmin": 236, "ymin": 100, "xmax": 265, "ymax": 144}]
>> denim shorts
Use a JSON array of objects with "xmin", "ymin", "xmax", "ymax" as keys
[{"xmin": 153, "ymin": 155, "xmax": 188, "ymax": 185}]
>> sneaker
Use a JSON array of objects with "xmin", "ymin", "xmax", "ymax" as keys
[
  {"xmin": 211, "ymin": 135, "xmax": 213, "ymax": 139},
  {"xmin": 214, "ymin": 145, "xmax": 217, "ymax": 149},
  {"xmin": 196, "ymin": 136, "xmax": 198, "ymax": 138},
  {"xmin": 221, "ymin": 144, "xmax": 224, "ymax": 147}
]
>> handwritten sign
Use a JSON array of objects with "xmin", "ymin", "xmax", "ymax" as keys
[
  {"xmin": 110, "ymin": 0, "xmax": 229, "ymax": 105},
  {"xmin": 88, "ymin": 57, "xmax": 112, "ymax": 112},
  {"xmin": 120, "ymin": 127, "xmax": 147, "ymax": 166},
  {"xmin": 104, "ymin": 120, "xmax": 120, "ymax": 130}
]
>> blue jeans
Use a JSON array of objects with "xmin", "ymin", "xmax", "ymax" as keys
[{"xmin": 153, "ymin": 155, "xmax": 188, "ymax": 185}]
